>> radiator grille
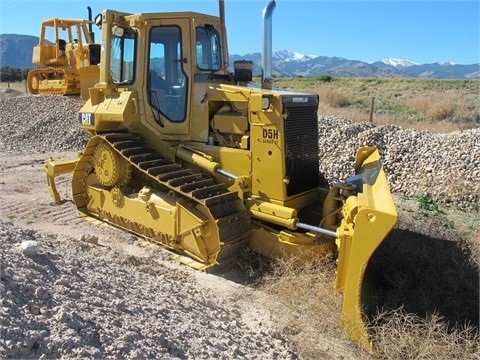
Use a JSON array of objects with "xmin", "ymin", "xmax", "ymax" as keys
[{"xmin": 284, "ymin": 103, "xmax": 320, "ymax": 196}]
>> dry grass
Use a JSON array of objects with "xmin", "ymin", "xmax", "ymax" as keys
[
  {"xmin": 268, "ymin": 77, "xmax": 480, "ymax": 133},
  {"xmin": 369, "ymin": 309, "xmax": 479, "ymax": 359},
  {"xmin": 258, "ymin": 255, "xmax": 370, "ymax": 359},
  {"xmin": 0, "ymin": 81, "xmax": 27, "ymax": 93},
  {"xmin": 322, "ymin": 89, "xmax": 351, "ymax": 108}
]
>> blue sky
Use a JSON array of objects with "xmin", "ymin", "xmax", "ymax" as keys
[{"xmin": 0, "ymin": 0, "xmax": 478, "ymax": 65}]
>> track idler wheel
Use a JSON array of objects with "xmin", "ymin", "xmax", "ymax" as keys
[{"xmin": 27, "ymin": 71, "xmax": 41, "ymax": 95}]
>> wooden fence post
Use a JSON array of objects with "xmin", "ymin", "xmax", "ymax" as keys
[{"xmin": 369, "ymin": 97, "xmax": 375, "ymax": 122}]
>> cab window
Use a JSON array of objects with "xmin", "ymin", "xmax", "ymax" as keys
[
  {"xmin": 196, "ymin": 25, "xmax": 221, "ymax": 71},
  {"xmin": 148, "ymin": 26, "xmax": 187, "ymax": 122},
  {"xmin": 111, "ymin": 28, "xmax": 136, "ymax": 84}
]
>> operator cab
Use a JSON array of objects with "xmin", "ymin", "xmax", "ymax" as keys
[
  {"xmin": 146, "ymin": 23, "xmax": 223, "ymax": 124},
  {"xmin": 96, "ymin": 10, "xmax": 228, "ymax": 139}
]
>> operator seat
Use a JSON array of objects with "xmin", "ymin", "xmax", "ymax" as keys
[
  {"xmin": 149, "ymin": 70, "xmax": 167, "ymax": 92},
  {"xmin": 58, "ymin": 39, "xmax": 66, "ymax": 57}
]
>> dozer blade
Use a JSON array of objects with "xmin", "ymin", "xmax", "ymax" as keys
[{"xmin": 335, "ymin": 146, "xmax": 397, "ymax": 353}]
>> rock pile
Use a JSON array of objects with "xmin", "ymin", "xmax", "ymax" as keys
[
  {"xmin": 0, "ymin": 94, "xmax": 478, "ymax": 210},
  {"xmin": 318, "ymin": 117, "xmax": 479, "ymax": 210},
  {"xmin": 0, "ymin": 94, "xmax": 88, "ymax": 152}
]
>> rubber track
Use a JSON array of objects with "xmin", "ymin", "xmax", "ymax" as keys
[{"xmin": 91, "ymin": 132, "xmax": 251, "ymax": 263}]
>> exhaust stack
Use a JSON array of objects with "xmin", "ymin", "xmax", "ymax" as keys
[
  {"xmin": 218, "ymin": 0, "xmax": 229, "ymax": 70},
  {"xmin": 262, "ymin": 0, "xmax": 276, "ymax": 90},
  {"xmin": 87, "ymin": 6, "xmax": 94, "ymax": 42}
]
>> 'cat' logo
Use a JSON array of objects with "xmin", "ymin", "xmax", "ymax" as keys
[{"xmin": 79, "ymin": 113, "xmax": 95, "ymax": 126}]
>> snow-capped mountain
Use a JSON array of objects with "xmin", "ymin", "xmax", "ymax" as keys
[
  {"xmin": 272, "ymin": 49, "xmax": 317, "ymax": 62},
  {"xmin": 437, "ymin": 61, "xmax": 456, "ymax": 66},
  {"xmin": 381, "ymin": 57, "xmax": 419, "ymax": 68}
]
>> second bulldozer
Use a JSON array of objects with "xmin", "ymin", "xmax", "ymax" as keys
[{"xmin": 28, "ymin": 11, "xmax": 100, "ymax": 100}]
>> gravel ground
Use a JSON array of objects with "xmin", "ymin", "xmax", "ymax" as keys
[
  {"xmin": 0, "ymin": 221, "xmax": 299, "ymax": 359},
  {"xmin": 0, "ymin": 92, "xmax": 478, "ymax": 359}
]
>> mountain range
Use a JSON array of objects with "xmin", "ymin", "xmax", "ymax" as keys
[
  {"xmin": 231, "ymin": 50, "xmax": 479, "ymax": 79},
  {"xmin": 1, "ymin": 34, "xmax": 479, "ymax": 79}
]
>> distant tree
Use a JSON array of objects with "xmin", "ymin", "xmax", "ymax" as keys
[
  {"xmin": 318, "ymin": 74, "xmax": 333, "ymax": 82},
  {"xmin": 0, "ymin": 66, "xmax": 23, "ymax": 82}
]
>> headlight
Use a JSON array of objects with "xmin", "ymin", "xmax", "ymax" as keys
[
  {"xmin": 112, "ymin": 24, "xmax": 125, "ymax": 37},
  {"xmin": 261, "ymin": 96, "xmax": 270, "ymax": 110}
]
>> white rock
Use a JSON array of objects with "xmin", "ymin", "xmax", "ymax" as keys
[
  {"xmin": 79, "ymin": 234, "xmax": 99, "ymax": 245},
  {"xmin": 20, "ymin": 240, "xmax": 39, "ymax": 256}
]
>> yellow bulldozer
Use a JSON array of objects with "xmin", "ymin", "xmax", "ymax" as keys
[
  {"xmin": 44, "ymin": 0, "xmax": 397, "ymax": 353},
  {"xmin": 28, "ymin": 7, "xmax": 100, "ymax": 100}
]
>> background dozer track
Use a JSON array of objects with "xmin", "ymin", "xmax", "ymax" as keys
[{"xmin": 27, "ymin": 67, "xmax": 81, "ymax": 96}]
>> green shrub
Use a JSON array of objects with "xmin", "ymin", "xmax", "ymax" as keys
[
  {"xmin": 415, "ymin": 193, "xmax": 440, "ymax": 214},
  {"xmin": 317, "ymin": 74, "xmax": 333, "ymax": 82}
]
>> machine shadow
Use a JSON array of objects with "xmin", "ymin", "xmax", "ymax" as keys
[{"xmin": 366, "ymin": 226, "xmax": 479, "ymax": 331}]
